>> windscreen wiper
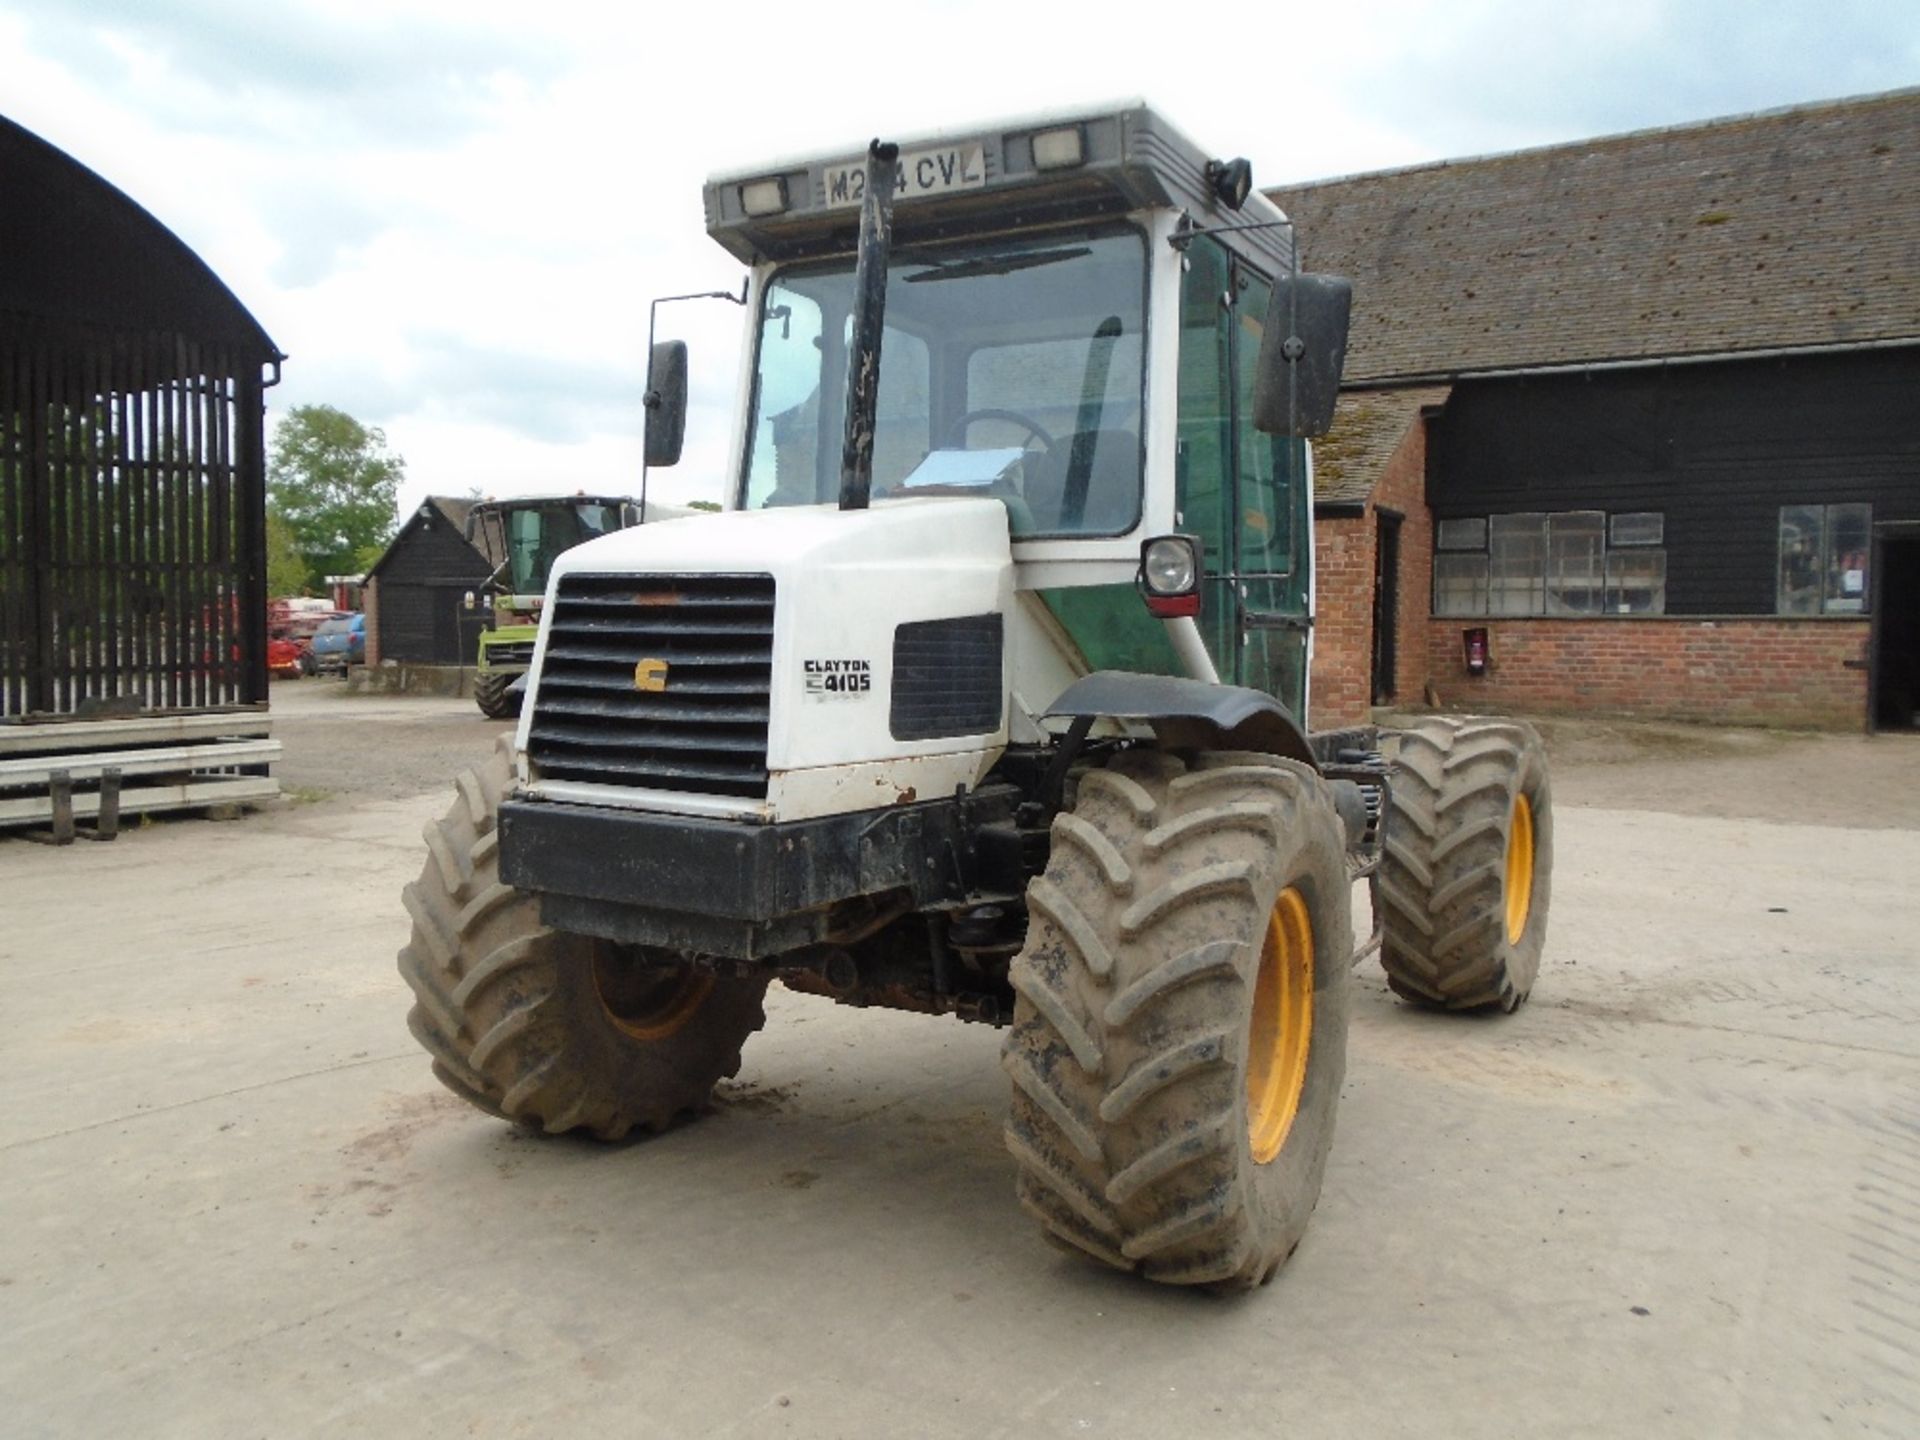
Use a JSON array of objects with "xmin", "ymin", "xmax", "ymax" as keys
[{"xmin": 901, "ymin": 246, "xmax": 1091, "ymax": 282}]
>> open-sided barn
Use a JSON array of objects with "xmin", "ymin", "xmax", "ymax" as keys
[{"xmin": 1, "ymin": 115, "xmax": 284, "ymax": 833}]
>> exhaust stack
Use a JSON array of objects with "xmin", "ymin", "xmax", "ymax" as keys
[{"xmin": 837, "ymin": 140, "xmax": 900, "ymax": 511}]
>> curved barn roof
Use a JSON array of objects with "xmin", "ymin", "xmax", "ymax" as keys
[{"xmin": 0, "ymin": 114, "xmax": 280, "ymax": 366}]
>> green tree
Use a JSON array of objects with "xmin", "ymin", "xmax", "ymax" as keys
[
  {"xmin": 265, "ymin": 506, "xmax": 309, "ymax": 598},
  {"xmin": 268, "ymin": 404, "xmax": 404, "ymax": 588}
]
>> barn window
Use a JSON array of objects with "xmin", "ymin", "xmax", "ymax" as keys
[
  {"xmin": 1545, "ymin": 511, "xmax": 1606, "ymax": 614},
  {"xmin": 1778, "ymin": 503, "xmax": 1871, "ymax": 615},
  {"xmin": 1433, "ymin": 553, "xmax": 1489, "ymax": 615},
  {"xmin": 1488, "ymin": 513, "xmax": 1548, "ymax": 615},
  {"xmin": 1609, "ymin": 512, "xmax": 1664, "ymax": 547},
  {"xmin": 1435, "ymin": 510, "xmax": 1667, "ymax": 616},
  {"xmin": 1605, "ymin": 550, "xmax": 1667, "ymax": 614}
]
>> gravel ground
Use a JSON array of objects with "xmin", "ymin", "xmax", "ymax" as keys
[
  {"xmin": 273, "ymin": 676, "xmax": 1920, "ymax": 828},
  {"xmin": 268, "ymin": 678, "xmax": 511, "ymax": 803},
  {"xmin": 1504, "ymin": 715, "xmax": 1920, "ymax": 829},
  {"xmin": 4, "ymin": 687, "xmax": 1918, "ymax": 1437}
]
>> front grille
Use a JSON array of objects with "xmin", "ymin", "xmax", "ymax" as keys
[
  {"xmin": 528, "ymin": 573, "xmax": 775, "ymax": 799},
  {"xmin": 488, "ymin": 640, "xmax": 535, "ymax": 667},
  {"xmin": 890, "ymin": 613, "xmax": 1004, "ymax": 740}
]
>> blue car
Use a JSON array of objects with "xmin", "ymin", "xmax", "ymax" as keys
[{"xmin": 308, "ymin": 613, "xmax": 365, "ymax": 676}]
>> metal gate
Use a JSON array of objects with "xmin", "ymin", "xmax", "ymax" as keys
[{"xmin": 1, "ymin": 317, "xmax": 268, "ymax": 719}]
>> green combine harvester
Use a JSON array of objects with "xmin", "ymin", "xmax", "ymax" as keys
[{"xmin": 465, "ymin": 494, "xmax": 663, "ymax": 717}]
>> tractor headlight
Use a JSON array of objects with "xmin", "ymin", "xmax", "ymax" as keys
[{"xmin": 1139, "ymin": 534, "xmax": 1202, "ymax": 617}]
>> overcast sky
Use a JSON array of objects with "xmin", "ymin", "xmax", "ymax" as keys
[{"xmin": 4, "ymin": 0, "xmax": 1915, "ymax": 520}]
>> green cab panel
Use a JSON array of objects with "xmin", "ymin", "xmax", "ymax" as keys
[
  {"xmin": 1039, "ymin": 586, "xmax": 1184, "ymax": 678},
  {"xmin": 477, "ymin": 623, "xmax": 539, "ymax": 675},
  {"xmin": 1037, "ymin": 238, "xmax": 1316, "ymax": 722}
]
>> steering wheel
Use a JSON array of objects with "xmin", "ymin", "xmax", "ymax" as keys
[{"xmin": 944, "ymin": 408, "xmax": 1056, "ymax": 452}]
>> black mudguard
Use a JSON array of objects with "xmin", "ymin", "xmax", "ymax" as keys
[{"xmin": 1045, "ymin": 671, "xmax": 1317, "ymax": 768}]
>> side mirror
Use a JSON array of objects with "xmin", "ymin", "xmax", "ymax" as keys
[
  {"xmin": 1251, "ymin": 273, "xmax": 1352, "ymax": 439},
  {"xmin": 644, "ymin": 340, "xmax": 689, "ymax": 467},
  {"xmin": 622, "ymin": 502, "xmax": 644, "ymax": 528}
]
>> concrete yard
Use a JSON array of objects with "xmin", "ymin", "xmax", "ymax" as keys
[{"xmin": 4, "ymin": 685, "xmax": 1919, "ymax": 1438}]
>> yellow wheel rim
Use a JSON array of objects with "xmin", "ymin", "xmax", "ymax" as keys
[
  {"xmin": 1505, "ymin": 794, "xmax": 1535, "ymax": 945},
  {"xmin": 592, "ymin": 955, "xmax": 714, "ymax": 1042},
  {"xmin": 1247, "ymin": 887, "xmax": 1315, "ymax": 1165}
]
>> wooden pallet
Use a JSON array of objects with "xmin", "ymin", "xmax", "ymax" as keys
[{"xmin": 0, "ymin": 710, "xmax": 279, "ymax": 841}]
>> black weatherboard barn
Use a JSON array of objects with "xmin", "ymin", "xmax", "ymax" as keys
[
  {"xmin": 364, "ymin": 497, "xmax": 497, "ymax": 666},
  {"xmin": 1272, "ymin": 87, "xmax": 1920, "ymax": 731}
]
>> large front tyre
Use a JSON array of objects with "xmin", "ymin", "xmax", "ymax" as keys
[
  {"xmin": 398, "ymin": 736, "xmax": 767, "ymax": 1139},
  {"xmin": 1003, "ymin": 750, "xmax": 1352, "ymax": 1291},
  {"xmin": 473, "ymin": 670, "xmax": 521, "ymax": 720},
  {"xmin": 1378, "ymin": 715, "xmax": 1552, "ymax": 1012}
]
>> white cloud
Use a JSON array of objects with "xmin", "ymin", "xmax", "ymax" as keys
[{"xmin": 4, "ymin": 0, "xmax": 1913, "ymax": 521}]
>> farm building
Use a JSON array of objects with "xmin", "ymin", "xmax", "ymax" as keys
[
  {"xmin": 1, "ymin": 115, "xmax": 283, "ymax": 834},
  {"xmin": 1272, "ymin": 87, "xmax": 1920, "ymax": 732},
  {"xmin": 363, "ymin": 497, "xmax": 496, "ymax": 667}
]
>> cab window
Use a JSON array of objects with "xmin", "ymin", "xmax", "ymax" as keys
[{"xmin": 742, "ymin": 227, "xmax": 1147, "ymax": 537}]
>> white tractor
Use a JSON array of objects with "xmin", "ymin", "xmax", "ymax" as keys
[{"xmin": 400, "ymin": 105, "xmax": 1553, "ymax": 1291}]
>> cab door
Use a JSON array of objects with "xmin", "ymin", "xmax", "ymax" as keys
[{"xmin": 1175, "ymin": 238, "xmax": 1312, "ymax": 720}]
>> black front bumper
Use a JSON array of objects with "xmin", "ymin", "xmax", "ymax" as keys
[{"xmin": 497, "ymin": 788, "xmax": 1019, "ymax": 960}]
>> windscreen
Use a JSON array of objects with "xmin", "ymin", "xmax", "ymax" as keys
[
  {"xmin": 741, "ymin": 227, "xmax": 1147, "ymax": 537},
  {"xmin": 505, "ymin": 502, "xmax": 622, "ymax": 594}
]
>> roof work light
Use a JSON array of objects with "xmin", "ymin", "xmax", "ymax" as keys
[
  {"xmin": 738, "ymin": 177, "xmax": 789, "ymax": 217},
  {"xmin": 1030, "ymin": 125, "xmax": 1086, "ymax": 171},
  {"xmin": 1206, "ymin": 157, "xmax": 1254, "ymax": 210}
]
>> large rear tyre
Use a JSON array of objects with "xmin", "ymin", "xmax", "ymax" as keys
[
  {"xmin": 1003, "ymin": 750, "xmax": 1352, "ymax": 1291},
  {"xmin": 1378, "ymin": 716, "xmax": 1552, "ymax": 1012},
  {"xmin": 473, "ymin": 671, "xmax": 521, "ymax": 720},
  {"xmin": 399, "ymin": 736, "xmax": 767, "ymax": 1138}
]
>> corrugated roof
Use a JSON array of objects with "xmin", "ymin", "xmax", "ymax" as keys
[
  {"xmin": 1311, "ymin": 386, "xmax": 1451, "ymax": 505},
  {"xmin": 1268, "ymin": 88, "xmax": 1920, "ymax": 385}
]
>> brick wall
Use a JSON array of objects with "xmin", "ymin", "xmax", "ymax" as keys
[
  {"xmin": 1309, "ymin": 415, "xmax": 1434, "ymax": 726},
  {"xmin": 1311, "ymin": 514, "xmax": 1372, "ymax": 724},
  {"xmin": 1421, "ymin": 616, "xmax": 1869, "ymax": 729},
  {"xmin": 363, "ymin": 577, "xmax": 381, "ymax": 667}
]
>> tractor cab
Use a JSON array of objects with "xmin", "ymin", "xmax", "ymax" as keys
[
  {"xmin": 465, "ymin": 493, "xmax": 643, "ymax": 716},
  {"xmin": 687, "ymin": 105, "xmax": 1344, "ymax": 724},
  {"xmin": 468, "ymin": 494, "xmax": 640, "ymax": 619}
]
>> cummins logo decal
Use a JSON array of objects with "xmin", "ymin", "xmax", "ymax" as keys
[{"xmin": 803, "ymin": 658, "xmax": 871, "ymax": 697}]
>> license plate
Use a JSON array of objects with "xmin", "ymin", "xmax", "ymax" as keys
[{"xmin": 820, "ymin": 143, "xmax": 987, "ymax": 209}]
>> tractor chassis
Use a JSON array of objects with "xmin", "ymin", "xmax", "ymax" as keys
[{"xmin": 499, "ymin": 726, "xmax": 1392, "ymax": 1026}]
